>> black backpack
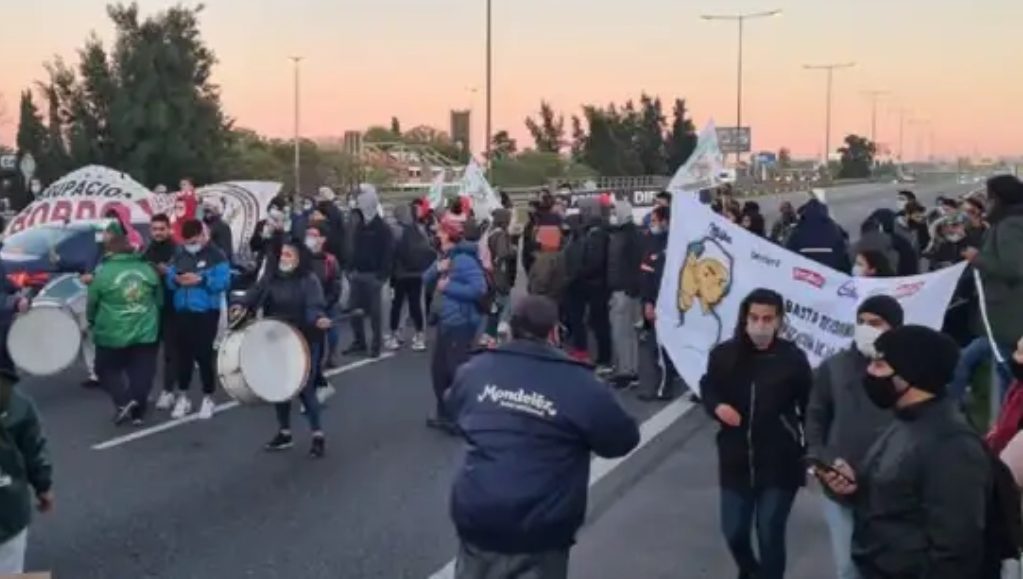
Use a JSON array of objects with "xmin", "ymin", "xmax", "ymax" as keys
[{"xmin": 399, "ymin": 224, "xmax": 437, "ymax": 273}]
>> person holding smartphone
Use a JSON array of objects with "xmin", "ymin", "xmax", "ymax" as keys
[
  {"xmin": 805, "ymin": 295, "xmax": 903, "ymax": 579},
  {"xmin": 819, "ymin": 326, "xmax": 990, "ymax": 579}
]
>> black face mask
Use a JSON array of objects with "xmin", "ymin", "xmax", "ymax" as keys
[
  {"xmin": 863, "ymin": 373, "xmax": 903, "ymax": 409},
  {"xmin": 1012, "ymin": 360, "xmax": 1023, "ymax": 382}
]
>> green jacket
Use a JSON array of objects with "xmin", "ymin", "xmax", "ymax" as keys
[
  {"xmin": 973, "ymin": 210, "xmax": 1023, "ymax": 346},
  {"xmin": 87, "ymin": 253, "xmax": 162, "ymax": 349},
  {"xmin": 0, "ymin": 381, "xmax": 53, "ymax": 543}
]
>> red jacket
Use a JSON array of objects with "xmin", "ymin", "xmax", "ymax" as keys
[
  {"xmin": 987, "ymin": 380, "xmax": 1023, "ymax": 454},
  {"xmin": 172, "ymin": 194, "xmax": 199, "ymax": 243}
]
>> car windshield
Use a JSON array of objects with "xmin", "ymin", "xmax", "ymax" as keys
[{"xmin": 2, "ymin": 226, "xmax": 90, "ymax": 257}]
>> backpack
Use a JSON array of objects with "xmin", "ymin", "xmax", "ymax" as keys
[
  {"xmin": 471, "ymin": 253, "xmax": 497, "ymax": 315},
  {"xmin": 528, "ymin": 251, "xmax": 566, "ymax": 300},
  {"xmin": 399, "ymin": 224, "xmax": 437, "ymax": 273}
]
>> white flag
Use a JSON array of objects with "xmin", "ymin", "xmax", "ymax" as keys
[
  {"xmin": 428, "ymin": 170, "xmax": 447, "ymax": 209},
  {"xmin": 667, "ymin": 121, "xmax": 725, "ymax": 194},
  {"xmin": 458, "ymin": 158, "xmax": 501, "ymax": 219}
]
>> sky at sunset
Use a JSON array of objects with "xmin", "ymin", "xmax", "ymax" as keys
[{"xmin": 1, "ymin": 0, "xmax": 1021, "ymax": 161}]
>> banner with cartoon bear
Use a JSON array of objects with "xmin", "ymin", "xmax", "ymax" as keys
[{"xmin": 655, "ymin": 194, "xmax": 967, "ymax": 394}]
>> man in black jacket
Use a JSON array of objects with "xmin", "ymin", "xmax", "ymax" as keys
[
  {"xmin": 201, "ymin": 197, "xmax": 234, "ymax": 260},
  {"xmin": 700, "ymin": 288, "xmax": 812, "ymax": 579},
  {"xmin": 142, "ymin": 214, "xmax": 180, "ymax": 410},
  {"xmin": 819, "ymin": 325, "xmax": 990, "ymax": 579},
  {"xmin": 563, "ymin": 198, "xmax": 611, "ymax": 369},
  {"xmin": 606, "ymin": 200, "xmax": 644, "ymax": 389},
  {"xmin": 637, "ymin": 206, "xmax": 679, "ymax": 401},
  {"xmin": 344, "ymin": 185, "xmax": 394, "ymax": 358},
  {"xmin": 446, "ymin": 296, "xmax": 639, "ymax": 579}
]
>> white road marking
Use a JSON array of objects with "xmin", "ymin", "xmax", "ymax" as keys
[
  {"xmin": 426, "ymin": 395, "xmax": 696, "ymax": 579},
  {"xmin": 92, "ymin": 352, "xmax": 395, "ymax": 451}
]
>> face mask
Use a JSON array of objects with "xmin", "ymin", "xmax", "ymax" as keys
[
  {"xmin": 863, "ymin": 373, "xmax": 903, "ymax": 409},
  {"xmin": 302, "ymin": 202, "xmax": 314, "ymax": 212},
  {"xmin": 268, "ymin": 208, "xmax": 285, "ymax": 221},
  {"xmin": 854, "ymin": 324, "xmax": 884, "ymax": 358},
  {"xmin": 30, "ymin": 183, "xmax": 42, "ymax": 195},
  {"xmin": 650, "ymin": 225, "xmax": 664, "ymax": 235},
  {"xmin": 896, "ymin": 199, "xmax": 908, "ymax": 211},
  {"xmin": 609, "ymin": 215, "xmax": 620, "ymax": 226},
  {"xmin": 184, "ymin": 243, "xmax": 201, "ymax": 254},
  {"xmin": 203, "ymin": 212, "xmax": 218, "ymax": 222},
  {"xmin": 746, "ymin": 323, "xmax": 775, "ymax": 349},
  {"xmin": 94, "ymin": 232, "xmax": 105, "ymax": 243},
  {"xmin": 945, "ymin": 233, "xmax": 965, "ymax": 243},
  {"xmin": 278, "ymin": 261, "xmax": 297, "ymax": 274},
  {"xmin": 304, "ymin": 236, "xmax": 322, "ymax": 252},
  {"xmin": 852, "ymin": 264, "xmax": 866, "ymax": 277}
]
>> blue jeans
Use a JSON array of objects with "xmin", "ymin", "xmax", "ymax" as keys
[
  {"xmin": 821, "ymin": 497, "xmax": 861, "ymax": 579},
  {"xmin": 326, "ymin": 304, "xmax": 342, "ymax": 357},
  {"xmin": 720, "ymin": 487, "xmax": 797, "ymax": 579},
  {"xmin": 950, "ymin": 337, "xmax": 1013, "ymax": 404},
  {"xmin": 275, "ymin": 341, "xmax": 322, "ymax": 432}
]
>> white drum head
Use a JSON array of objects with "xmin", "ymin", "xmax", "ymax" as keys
[
  {"xmin": 9, "ymin": 307, "xmax": 82, "ymax": 376},
  {"xmin": 239, "ymin": 320, "xmax": 310, "ymax": 403}
]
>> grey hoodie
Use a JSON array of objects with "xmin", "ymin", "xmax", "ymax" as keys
[
  {"xmin": 357, "ymin": 184, "xmax": 381, "ymax": 222},
  {"xmin": 805, "ymin": 346, "xmax": 894, "ymax": 472}
]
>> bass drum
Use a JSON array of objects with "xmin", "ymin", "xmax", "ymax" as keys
[
  {"xmin": 9, "ymin": 306, "xmax": 82, "ymax": 377},
  {"xmin": 217, "ymin": 319, "xmax": 310, "ymax": 404}
]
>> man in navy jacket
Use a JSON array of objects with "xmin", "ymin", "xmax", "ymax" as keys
[{"xmin": 446, "ymin": 295, "xmax": 640, "ymax": 579}]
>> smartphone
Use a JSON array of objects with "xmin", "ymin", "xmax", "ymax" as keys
[{"xmin": 804, "ymin": 457, "xmax": 854, "ymax": 484}]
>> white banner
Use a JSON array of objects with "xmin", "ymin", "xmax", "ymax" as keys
[
  {"xmin": 458, "ymin": 159, "xmax": 501, "ymax": 219},
  {"xmin": 5, "ymin": 165, "xmax": 157, "ymax": 235},
  {"xmin": 667, "ymin": 121, "xmax": 726, "ymax": 194},
  {"xmin": 655, "ymin": 194, "xmax": 967, "ymax": 394},
  {"xmin": 197, "ymin": 181, "xmax": 281, "ymax": 256}
]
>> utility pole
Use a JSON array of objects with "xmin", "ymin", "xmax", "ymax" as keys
[
  {"xmin": 804, "ymin": 62, "xmax": 856, "ymax": 165},
  {"xmin": 485, "ymin": 0, "xmax": 493, "ymax": 172},
  {"xmin": 862, "ymin": 90, "xmax": 889, "ymax": 145},
  {"xmin": 701, "ymin": 9, "xmax": 782, "ymax": 168},
  {"xmin": 290, "ymin": 56, "xmax": 303, "ymax": 203}
]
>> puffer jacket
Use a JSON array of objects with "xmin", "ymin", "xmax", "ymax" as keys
[
  {"xmin": 0, "ymin": 381, "xmax": 52, "ymax": 544},
  {"xmin": 700, "ymin": 335, "xmax": 813, "ymax": 490},
  {"xmin": 423, "ymin": 241, "xmax": 487, "ymax": 329},
  {"xmin": 606, "ymin": 201, "xmax": 644, "ymax": 297},
  {"xmin": 166, "ymin": 244, "xmax": 231, "ymax": 313}
]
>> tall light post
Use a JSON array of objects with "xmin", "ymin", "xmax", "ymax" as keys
[
  {"xmin": 804, "ymin": 62, "xmax": 856, "ymax": 165},
  {"xmin": 484, "ymin": 0, "xmax": 493, "ymax": 170},
  {"xmin": 290, "ymin": 56, "xmax": 303, "ymax": 201},
  {"xmin": 701, "ymin": 9, "xmax": 782, "ymax": 167},
  {"xmin": 894, "ymin": 107, "xmax": 909, "ymax": 165},
  {"xmin": 862, "ymin": 89, "xmax": 889, "ymax": 145}
]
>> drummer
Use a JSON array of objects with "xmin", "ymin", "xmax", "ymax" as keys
[{"xmin": 231, "ymin": 241, "xmax": 331, "ymax": 458}]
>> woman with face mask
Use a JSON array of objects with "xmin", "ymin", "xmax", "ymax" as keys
[
  {"xmin": 233, "ymin": 242, "xmax": 331, "ymax": 458},
  {"xmin": 852, "ymin": 250, "xmax": 894, "ymax": 278},
  {"xmin": 698, "ymin": 288, "xmax": 813, "ymax": 579},
  {"xmin": 805, "ymin": 295, "xmax": 903, "ymax": 579}
]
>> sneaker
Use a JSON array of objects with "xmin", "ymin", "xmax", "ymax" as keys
[
  {"xmin": 113, "ymin": 401, "xmax": 138, "ymax": 426},
  {"xmin": 596, "ymin": 365, "xmax": 615, "ymax": 378},
  {"xmin": 198, "ymin": 396, "xmax": 216, "ymax": 420},
  {"xmin": 316, "ymin": 384, "xmax": 336, "ymax": 404},
  {"xmin": 264, "ymin": 431, "xmax": 294, "ymax": 452},
  {"xmin": 411, "ymin": 332, "xmax": 427, "ymax": 352},
  {"xmin": 154, "ymin": 391, "xmax": 176, "ymax": 410},
  {"xmin": 171, "ymin": 395, "xmax": 192, "ymax": 419},
  {"xmin": 309, "ymin": 435, "xmax": 326, "ymax": 458},
  {"xmin": 383, "ymin": 335, "xmax": 401, "ymax": 351},
  {"xmin": 611, "ymin": 374, "xmax": 639, "ymax": 390}
]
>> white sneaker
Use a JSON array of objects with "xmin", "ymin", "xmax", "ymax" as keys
[
  {"xmin": 155, "ymin": 391, "xmax": 176, "ymax": 410},
  {"xmin": 171, "ymin": 395, "xmax": 192, "ymax": 420},
  {"xmin": 411, "ymin": 332, "xmax": 427, "ymax": 352},
  {"xmin": 198, "ymin": 396, "xmax": 216, "ymax": 420},
  {"xmin": 316, "ymin": 384, "xmax": 337, "ymax": 404},
  {"xmin": 383, "ymin": 335, "xmax": 401, "ymax": 351}
]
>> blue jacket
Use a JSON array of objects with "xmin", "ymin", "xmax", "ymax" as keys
[
  {"xmin": 423, "ymin": 242, "xmax": 487, "ymax": 329},
  {"xmin": 786, "ymin": 199, "xmax": 851, "ymax": 273},
  {"xmin": 446, "ymin": 340, "xmax": 640, "ymax": 553},
  {"xmin": 165, "ymin": 244, "xmax": 231, "ymax": 313}
]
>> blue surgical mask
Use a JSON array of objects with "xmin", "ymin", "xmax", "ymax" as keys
[{"xmin": 184, "ymin": 243, "xmax": 201, "ymax": 255}]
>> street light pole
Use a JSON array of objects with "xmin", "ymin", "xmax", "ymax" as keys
[
  {"xmin": 701, "ymin": 9, "xmax": 781, "ymax": 168},
  {"xmin": 804, "ymin": 62, "xmax": 856, "ymax": 166},
  {"xmin": 290, "ymin": 56, "xmax": 303, "ymax": 201},
  {"xmin": 485, "ymin": 0, "xmax": 493, "ymax": 171},
  {"xmin": 862, "ymin": 90, "xmax": 888, "ymax": 145}
]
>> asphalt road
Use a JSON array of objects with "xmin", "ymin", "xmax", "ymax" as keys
[{"xmin": 20, "ymin": 179, "xmax": 975, "ymax": 578}]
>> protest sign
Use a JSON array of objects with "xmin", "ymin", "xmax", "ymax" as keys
[
  {"xmin": 655, "ymin": 194, "xmax": 966, "ymax": 394},
  {"xmin": 5, "ymin": 166, "xmax": 156, "ymax": 235},
  {"xmin": 667, "ymin": 121, "xmax": 726, "ymax": 195},
  {"xmin": 458, "ymin": 159, "xmax": 501, "ymax": 218}
]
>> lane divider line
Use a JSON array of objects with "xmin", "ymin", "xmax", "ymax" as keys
[
  {"xmin": 92, "ymin": 352, "xmax": 396, "ymax": 451},
  {"xmin": 426, "ymin": 395, "xmax": 696, "ymax": 579}
]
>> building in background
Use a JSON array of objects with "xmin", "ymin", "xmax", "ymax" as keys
[{"xmin": 450, "ymin": 110, "xmax": 471, "ymax": 158}]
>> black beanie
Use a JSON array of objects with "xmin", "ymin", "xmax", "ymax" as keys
[
  {"xmin": 510, "ymin": 295, "xmax": 559, "ymax": 340},
  {"xmin": 874, "ymin": 325, "xmax": 959, "ymax": 394},
  {"xmin": 988, "ymin": 175, "xmax": 1023, "ymax": 206},
  {"xmin": 857, "ymin": 295, "xmax": 904, "ymax": 328}
]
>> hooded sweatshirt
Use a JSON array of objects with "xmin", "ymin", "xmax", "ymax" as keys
[
  {"xmin": 564, "ymin": 198, "xmax": 610, "ymax": 293},
  {"xmin": 350, "ymin": 186, "xmax": 394, "ymax": 279},
  {"xmin": 606, "ymin": 201, "xmax": 644, "ymax": 296},
  {"xmin": 486, "ymin": 208, "xmax": 515, "ymax": 295},
  {"xmin": 786, "ymin": 198, "xmax": 851, "ymax": 273},
  {"xmin": 392, "ymin": 204, "xmax": 436, "ymax": 279}
]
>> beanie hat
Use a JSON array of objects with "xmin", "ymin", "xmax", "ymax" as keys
[
  {"xmin": 857, "ymin": 295, "xmax": 904, "ymax": 328},
  {"xmin": 988, "ymin": 175, "xmax": 1023, "ymax": 206},
  {"xmin": 874, "ymin": 325, "xmax": 959, "ymax": 394},
  {"xmin": 439, "ymin": 214, "xmax": 465, "ymax": 241},
  {"xmin": 510, "ymin": 295, "xmax": 559, "ymax": 340}
]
